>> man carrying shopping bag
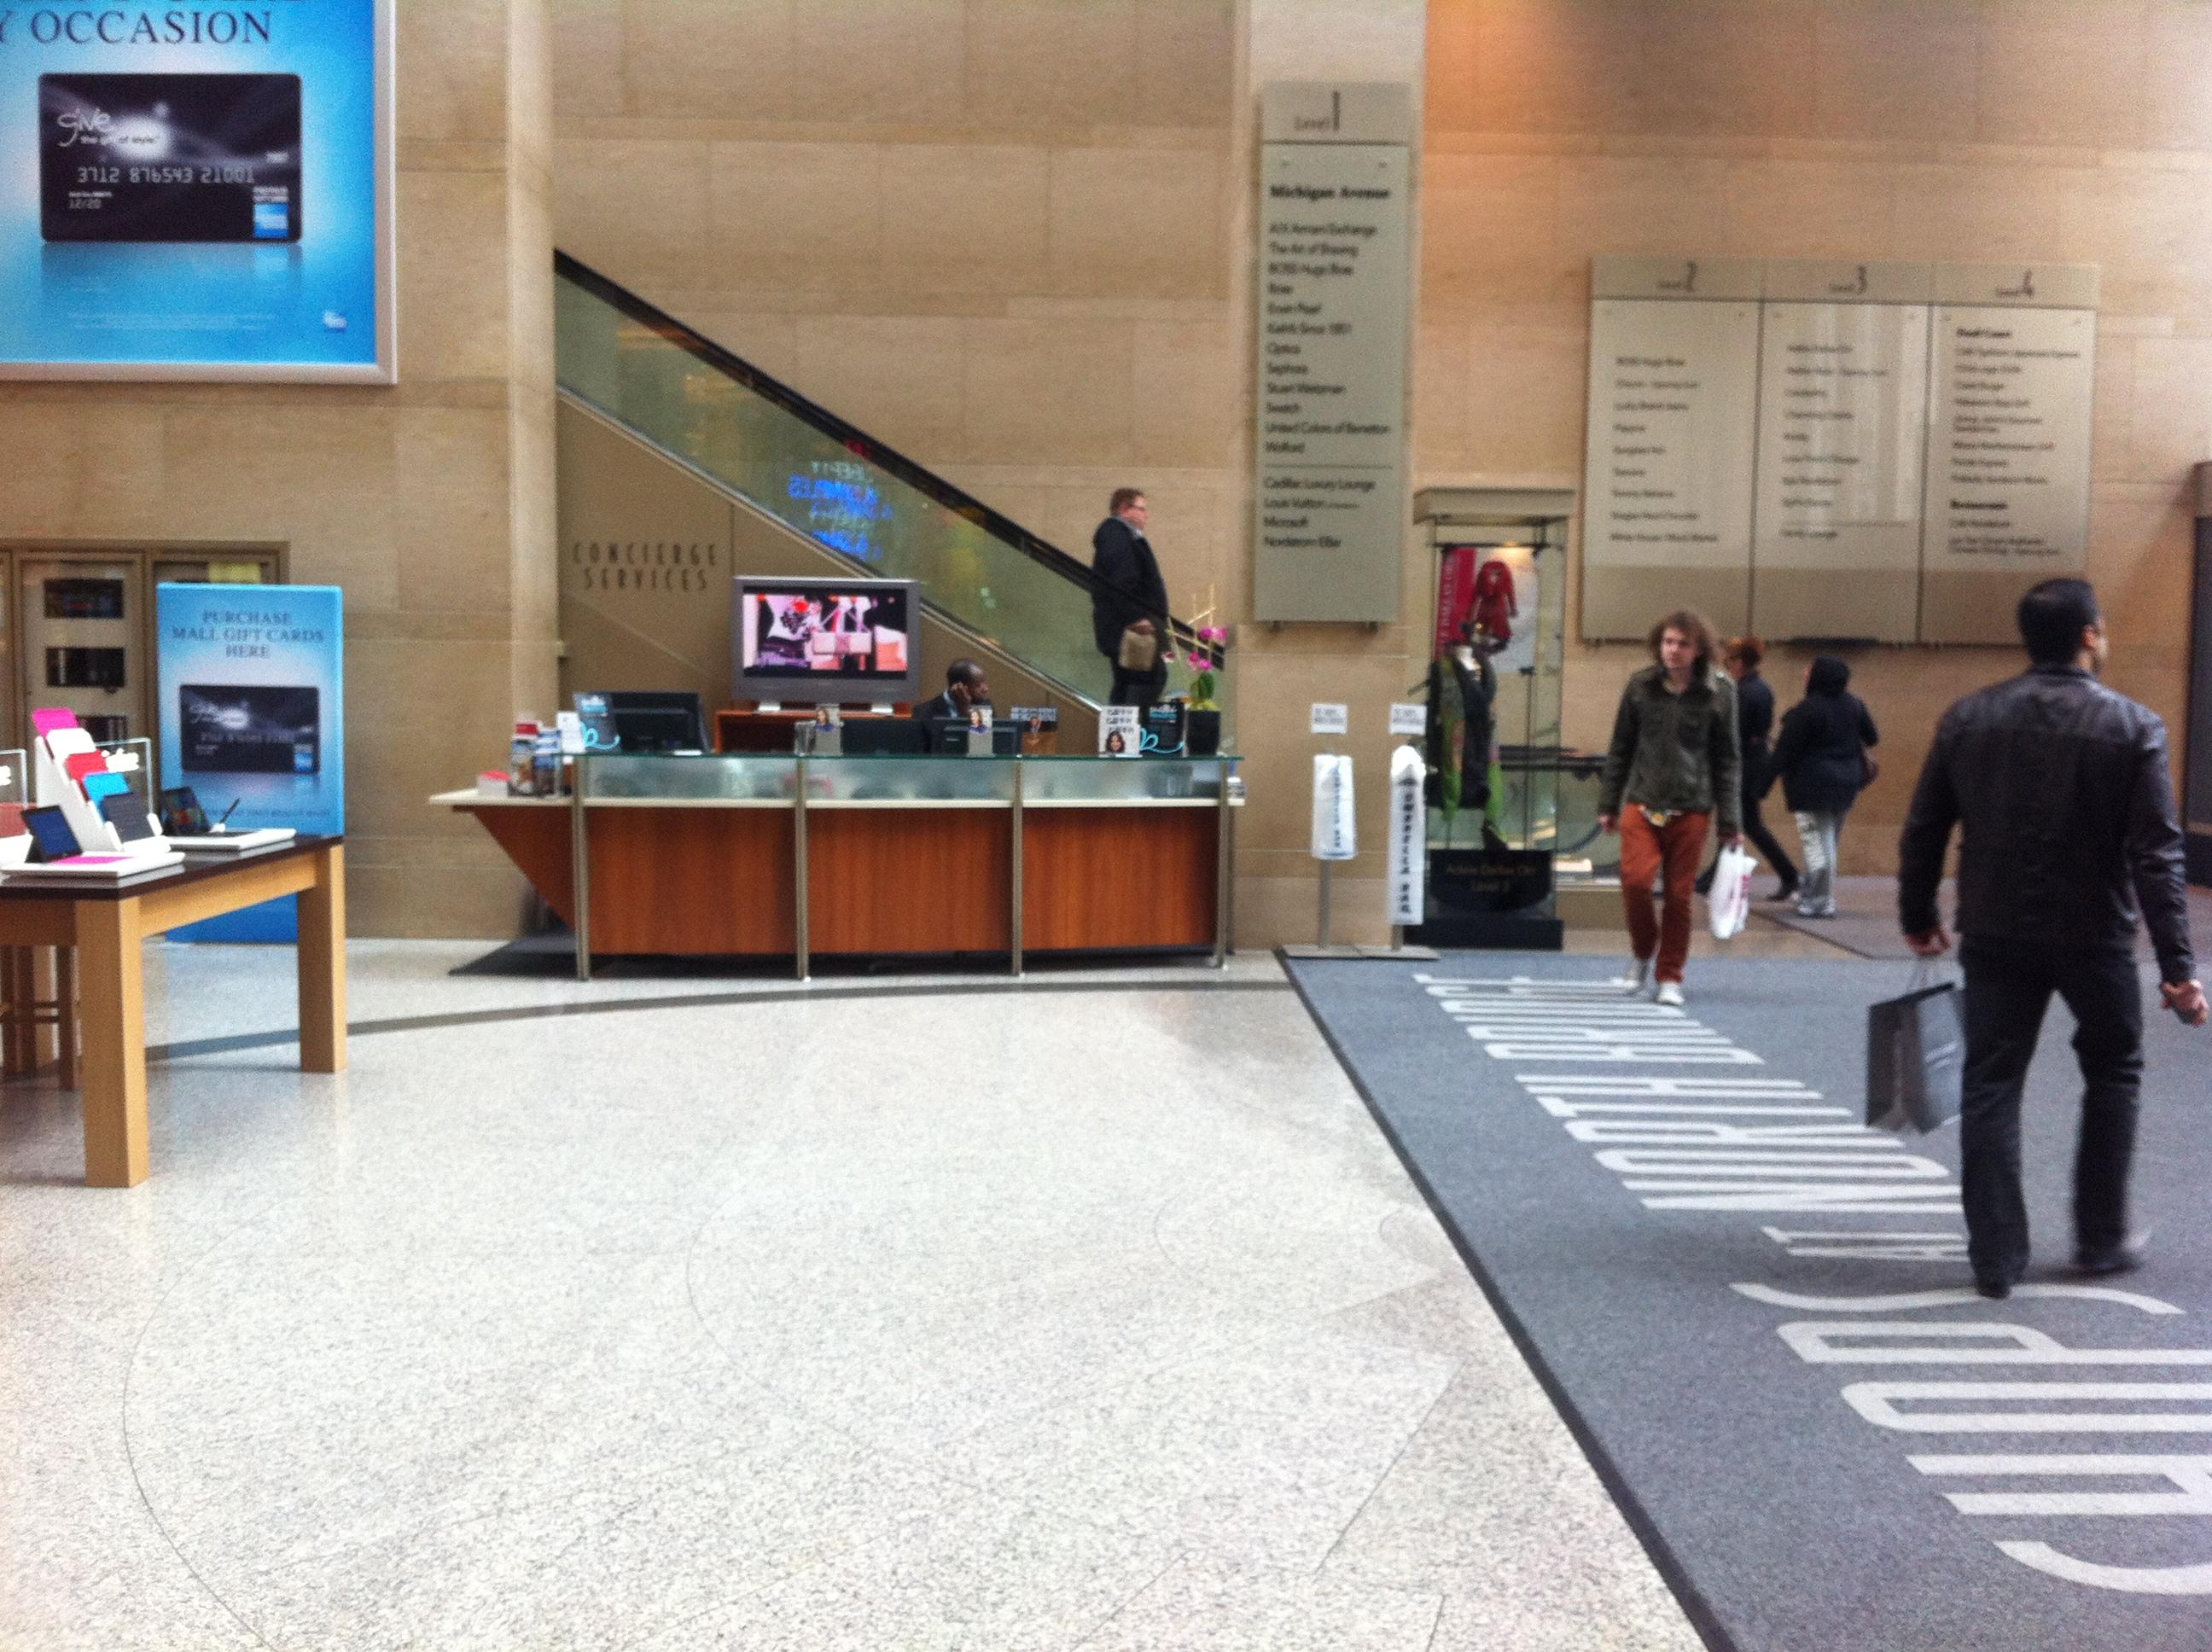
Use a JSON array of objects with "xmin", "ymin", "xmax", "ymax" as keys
[{"xmin": 1898, "ymin": 579, "xmax": 2206, "ymax": 1300}]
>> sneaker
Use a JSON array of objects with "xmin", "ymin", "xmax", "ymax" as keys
[
  {"xmin": 2073, "ymin": 1234, "xmax": 2150, "ymax": 1277},
  {"xmin": 1762, "ymin": 882, "xmax": 1799, "ymax": 903},
  {"xmin": 1655, "ymin": 981, "xmax": 1685, "ymax": 1008},
  {"xmin": 1614, "ymin": 956, "xmax": 1653, "ymax": 994}
]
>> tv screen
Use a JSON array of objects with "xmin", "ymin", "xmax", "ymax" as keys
[{"xmin": 733, "ymin": 577, "xmax": 920, "ymax": 706}]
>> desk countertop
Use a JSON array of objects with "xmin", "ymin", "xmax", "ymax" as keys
[{"xmin": 0, "ymin": 834, "xmax": 341, "ymax": 904}]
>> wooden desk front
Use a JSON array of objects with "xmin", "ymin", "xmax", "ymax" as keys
[{"xmin": 439, "ymin": 765, "xmax": 1237, "ymax": 972}]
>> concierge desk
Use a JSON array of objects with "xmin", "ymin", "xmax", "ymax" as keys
[{"xmin": 436, "ymin": 753, "xmax": 1241, "ymax": 978}]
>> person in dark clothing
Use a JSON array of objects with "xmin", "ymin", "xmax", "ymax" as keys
[
  {"xmin": 911, "ymin": 658, "xmax": 989, "ymax": 751},
  {"xmin": 1764, "ymin": 655, "xmax": 1877, "ymax": 919},
  {"xmin": 1091, "ymin": 487, "xmax": 1170, "ymax": 707},
  {"xmin": 1697, "ymin": 637, "xmax": 1799, "ymax": 902},
  {"xmin": 1899, "ymin": 578, "xmax": 2206, "ymax": 1300}
]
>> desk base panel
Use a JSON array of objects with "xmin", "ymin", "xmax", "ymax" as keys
[{"xmin": 466, "ymin": 802, "xmax": 1222, "ymax": 959}]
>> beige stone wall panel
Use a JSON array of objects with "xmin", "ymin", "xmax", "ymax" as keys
[
  {"xmin": 1806, "ymin": 3, "xmax": 1980, "ymax": 144},
  {"xmin": 708, "ymin": 142, "xmax": 884, "ymax": 288},
  {"xmin": 399, "ymin": 0, "xmax": 513, "ymax": 145},
  {"xmin": 622, "ymin": 0, "xmax": 801, "ymax": 121},
  {"xmin": 0, "ymin": 405, "xmax": 166, "ymax": 539},
  {"xmin": 962, "ymin": 0, "xmax": 1140, "ymax": 126},
  {"xmin": 1976, "ymin": 3, "xmax": 2150, "ymax": 150},
  {"xmin": 1048, "ymin": 148, "xmax": 1228, "ymax": 300},
  {"xmin": 808, "ymin": 0, "xmax": 969, "ymax": 125},
  {"xmin": 962, "ymin": 318, "xmax": 1134, "ymax": 467},
  {"xmin": 550, "ymin": 0, "xmax": 626, "ymax": 119},
  {"xmin": 1130, "ymin": 320, "xmax": 1238, "ymax": 468},
  {"xmin": 550, "ymin": 137, "xmax": 709, "ymax": 292},
  {"xmin": 879, "ymin": 144, "xmax": 1051, "ymax": 295}
]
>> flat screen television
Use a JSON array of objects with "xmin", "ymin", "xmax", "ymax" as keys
[{"xmin": 733, "ymin": 576, "xmax": 920, "ymax": 707}]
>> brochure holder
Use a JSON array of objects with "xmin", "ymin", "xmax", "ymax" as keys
[{"xmin": 36, "ymin": 731, "xmax": 121, "ymax": 853}]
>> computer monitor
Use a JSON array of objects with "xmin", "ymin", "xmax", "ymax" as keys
[
  {"xmin": 733, "ymin": 576, "xmax": 921, "ymax": 707},
  {"xmin": 594, "ymin": 690, "xmax": 707, "ymax": 754}
]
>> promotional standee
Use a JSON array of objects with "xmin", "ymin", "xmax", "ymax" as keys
[
  {"xmin": 0, "ymin": 0, "xmax": 393, "ymax": 379},
  {"xmin": 156, "ymin": 583, "xmax": 343, "ymax": 938},
  {"xmin": 1385, "ymin": 743, "xmax": 1425, "ymax": 928}
]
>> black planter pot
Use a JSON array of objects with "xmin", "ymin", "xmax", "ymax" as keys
[{"xmin": 1185, "ymin": 708, "xmax": 1222, "ymax": 756}]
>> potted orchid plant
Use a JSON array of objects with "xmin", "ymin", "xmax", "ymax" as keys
[{"xmin": 1182, "ymin": 625, "xmax": 1228, "ymax": 755}]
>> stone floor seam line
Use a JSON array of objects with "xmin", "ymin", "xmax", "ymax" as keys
[
  {"xmin": 1310, "ymin": 1356, "xmax": 1464, "ymax": 1580},
  {"xmin": 145, "ymin": 976, "xmax": 1297, "ymax": 1065},
  {"xmin": 1065, "ymin": 1553, "xmax": 1184, "ymax": 1649},
  {"xmin": 119, "ymin": 1211, "xmax": 287, "ymax": 1652}
]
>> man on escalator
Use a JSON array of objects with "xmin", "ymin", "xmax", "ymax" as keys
[{"xmin": 1091, "ymin": 487, "xmax": 1171, "ymax": 708}]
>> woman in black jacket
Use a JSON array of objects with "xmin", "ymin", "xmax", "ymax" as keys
[
  {"xmin": 1763, "ymin": 655, "xmax": 1878, "ymax": 919},
  {"xmin": 1697, "ymin": 637, "xmax": 1799, "ymax": 902}
]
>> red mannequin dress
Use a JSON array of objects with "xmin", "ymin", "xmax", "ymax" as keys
[{"xmin": 1470, "ymin": 559, "xmax": 1517, "ymax": 647}]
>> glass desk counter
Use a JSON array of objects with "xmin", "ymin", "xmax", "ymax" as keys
[{"xmin": 434, "ymin": 754, "xmax": 1242, "ymax": 977}]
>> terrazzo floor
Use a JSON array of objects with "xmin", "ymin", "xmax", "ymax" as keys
[{"xmin": 0, "ymin": 940, "xmax": 1702, "ymax": 1651}]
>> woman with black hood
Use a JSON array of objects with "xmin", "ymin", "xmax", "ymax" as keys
[{"xmin": 1763, "ymin": 655, "xmax": 1878, "ymax": 920}]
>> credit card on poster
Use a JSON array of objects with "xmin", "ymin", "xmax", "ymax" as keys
[
  {"xmin": 39, "ymin": 73, "xmax": 301, "ymax": 243},
  {"xmin": 180, "ymin": 684, "xmax": 319, "ymax": 776}
]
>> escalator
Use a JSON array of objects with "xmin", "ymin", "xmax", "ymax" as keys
[{"xmin": 553, "ymin": 253, "xmax": 1220, "ymax": 735}]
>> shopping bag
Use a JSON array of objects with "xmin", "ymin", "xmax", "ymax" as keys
[
  {"xmin": 1707, "ymin": 845, "xmax": 1756, "ymax": 940},
  {"xmin": 1116, "ymin": 625, "xmax": 1159, "ymax": 672},
  {"xmin": 1866, "ymin": 965, "xmax": 1965, "ymax": 1135}
]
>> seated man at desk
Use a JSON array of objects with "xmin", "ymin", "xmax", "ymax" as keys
[{"xmin": 911, "ymin": 659, "xmax": 990, "ymax": 752}]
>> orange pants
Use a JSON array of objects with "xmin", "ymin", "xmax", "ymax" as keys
[{"xmin": 1618, "ymin": 805, "xmax": 1710, "ymax": 984}]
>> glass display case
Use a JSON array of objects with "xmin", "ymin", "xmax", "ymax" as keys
[{"xmin": 1412, "ymin": 487, "xmax": 1587, "ymax": 944}]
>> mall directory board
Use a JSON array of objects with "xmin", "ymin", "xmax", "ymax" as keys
[{"xmin": 0, "ymin": 0, "xmax": 393, "ymax": 381}]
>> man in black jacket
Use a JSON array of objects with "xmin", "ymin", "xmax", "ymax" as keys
[
  {"xmin": 1899, "ymin": 578, "xmax": 2206, "ymax": 1300},
  {"xmin": 1091, "ymin": 487, "xmax": 1170, "ymax": 707},
  {"xmin": 911, "ymin": 658, "xmax": 989, "ymax": 751}
]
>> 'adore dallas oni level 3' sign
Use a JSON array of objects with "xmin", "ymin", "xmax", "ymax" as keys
[{"xmin": 0, "ymin": 0, "xmax": 394, "ymax": 380}]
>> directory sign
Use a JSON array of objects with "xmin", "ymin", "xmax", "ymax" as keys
[
  {"xmin": 1581, "ymin": 276, "xmax": 1762, "ymax": 639},
  {"xmin": 1254, "ymin": 83, "xmax": 1412, "ymax": 624},
  {"xmin": 1750, "ymin": 266, "xmax": 1933, "ymax": 643},
  {"xmin": 0, "ymin": 0, "xmax": 393, "ymax": 379}
]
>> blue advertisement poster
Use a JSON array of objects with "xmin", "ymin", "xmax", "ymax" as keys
[
  {"xmin": 156, "ymin": 582, "xmax": 343, "ymax": 940},
  {"xmin": 0, "ymin": 1, "xmax": 392, "ymax": 380}
]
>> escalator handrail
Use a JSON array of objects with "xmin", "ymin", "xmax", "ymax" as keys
[{"xmin": 556, "ymin": 251, "xmax": 1219, "ymax": 665}]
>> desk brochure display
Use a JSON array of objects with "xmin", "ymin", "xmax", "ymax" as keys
[{"xmin": 10, "ymin": 708, "xmax": 184, "ymax": 882}]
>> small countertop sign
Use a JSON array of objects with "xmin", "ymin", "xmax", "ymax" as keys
[
  {"xmin": 1100, "ymin": 705, "xmax": 1142, "ymax": 758},
  {"xmin": 1310, "ymin": 703, "xmax": 1349, "ymax": 736},
  {"xmin": 1388, "ymin": 702, "xmax": 1425, "ymax": 736}
]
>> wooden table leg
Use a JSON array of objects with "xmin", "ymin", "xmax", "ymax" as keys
[
  {"xmin": 32, "ymin": 945, "xmax": 56, "ymax": 1070},
  {"xmin": 1, "ymin": 947, "xmax": 20, "ymax": 1075},
  {"xmin": 76, "ymin": 898, "xmax": 147, "ymax": 1189},
  {"xmin": 55, "ymin": 945, "xmax": 75, "ymax": 1092},
  {"xmin": 297, "ymin": 843, "xmax": 346, "ymax": 1074}
]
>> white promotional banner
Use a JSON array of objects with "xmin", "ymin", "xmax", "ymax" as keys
[
  {"xmin": 1311, "ymin": 754, "xmax": 1357, "ymax": 862},
  {"xmin": 1385, "ymin": 744, "xmax": 1426, "ymax": 925}
]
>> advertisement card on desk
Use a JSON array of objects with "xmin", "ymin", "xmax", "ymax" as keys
[
  {"xmin": 1099, "ymin": 705, "xmax": 1141, "ymax": 758},
  {"xmin": 157, "ymin": 584, "xmax": 342, "ymax": 939}
]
